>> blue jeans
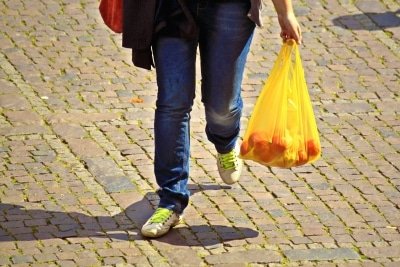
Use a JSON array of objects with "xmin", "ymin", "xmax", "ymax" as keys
[{"xmin": 153, "ymin": 0, "xmax": 255, "ymax": 214}]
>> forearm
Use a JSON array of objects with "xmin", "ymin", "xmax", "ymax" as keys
[
  {"xmin": 271, "ymin": 0, "xmax": 295, "ymax": 16},
  {"xmin": 271, "ymin": 0, "xmax": 302, "ymax": 44}
]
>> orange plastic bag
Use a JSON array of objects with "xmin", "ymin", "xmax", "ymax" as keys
[{"xmin": 240, "ymin": 40, "xmax": 321, "ymax": 168}]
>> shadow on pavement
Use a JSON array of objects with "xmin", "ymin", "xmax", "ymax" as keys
[
  {"xmin": 0, "ymin": 184, "xmax": 259, "ymax": 246},
  {"xmin": 332, "ymin": 10, "xmax": 400, "ymax": 30}
]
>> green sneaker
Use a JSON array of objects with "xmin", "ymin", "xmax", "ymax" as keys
[
  {"xmin": 217, "ymin": 144, "xmax": 243, "ymax": 185},
  {"xmin": 141, "ymin": 208, "xmax": 181, "ymax": 238}
]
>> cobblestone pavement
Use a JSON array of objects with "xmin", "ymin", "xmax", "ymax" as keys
[{"xmin": 0, "ymin": 0, "xmax": 399, "ymax": 266}]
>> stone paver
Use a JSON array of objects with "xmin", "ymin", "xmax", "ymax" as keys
[
  {"xmin": 1, "ymin": 0, "xmax": 399, "ymax": 266},
  {"xmin": 284, "ymin": 248, "xmax": 360, "ymax": 261}
]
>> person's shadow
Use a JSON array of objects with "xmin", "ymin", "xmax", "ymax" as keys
[
  {"xmin": 0, "ymin": 184, "xmax": 258, "ymax": 246},
  {"xmin": 332, "ymin": 10, "xmax": 400, "ymax": 30}
]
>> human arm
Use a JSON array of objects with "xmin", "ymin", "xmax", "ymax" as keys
[{"xmin": 270, "ymin": 0, "xmax": 302, "ymax": 44}]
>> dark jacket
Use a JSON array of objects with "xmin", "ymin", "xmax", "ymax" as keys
[
  {"xmin": 122, "ymin": 0, "xmax": 197, "ymax": 70},
  {"xmin": 122, "ymin": 0, "xmax": 157, "ymax": 70}
]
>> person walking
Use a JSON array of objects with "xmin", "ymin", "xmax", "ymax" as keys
[{"xmin": 123, "ymin": 0, "xmax": 302, "ymax": 238}]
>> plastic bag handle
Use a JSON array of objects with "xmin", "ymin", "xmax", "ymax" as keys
[{"xmin": 285, "ymin": 39, "xmax": 296, "ymax": 46}]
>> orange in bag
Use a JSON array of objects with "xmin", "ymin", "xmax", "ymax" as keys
[
  {"xmin": 253, "ymin": 140, "xmax": 275, "ymax": 164},
  {"xmin": 240, "ymin": 140, "xmax": 250, "ymax": 155},
  {"xmin": 307, "ymin": 140, "xmax": 320, "ymax": 157},
  {"xmin": 271, "ymin": 133, "xmax": 293, "ymax": 153}
]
